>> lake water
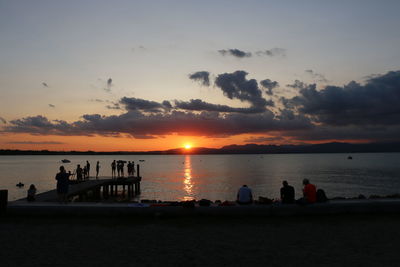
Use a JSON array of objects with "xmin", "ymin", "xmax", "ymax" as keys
[{"xmin": 1, "ymin": 153, "xmax": 400, "ymax": 201}]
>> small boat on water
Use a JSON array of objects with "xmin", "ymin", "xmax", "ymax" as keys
[
  {"xmin": 16, "ymin": 182, "xmax": 24, "ymax": 187},
  {"xmin": 347, "ymin": 156, "xmax": 353, "ymax": 160},
  {"xmin": 139, "ymin": 159, "xmax": 145, "ymax": 162},
  {"xmin": 61, "ymin": 159, "xmax": 71, "ymax": 163}
]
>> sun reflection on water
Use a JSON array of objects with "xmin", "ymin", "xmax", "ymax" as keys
[{"xmin": 183, "ymin": 155, "xmax": 194, "ymax": 201}]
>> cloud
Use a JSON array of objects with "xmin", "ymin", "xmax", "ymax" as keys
[
  {"xmin": 215, "ymin": 71, "xmax": 273, "ymax": 108},
  {"xmin": 174, "ymin": 99, "xmax": 266, "ymax": 113},
  {"xmin": 105, "ymin": 78, "xmax": 113, "ymax": 92},
  {"xmin": 42, "ymin": 82, "xmax": 49, "ymax": 88},
  {"xmin": 4, "ymin": 70, "xmax": 400, "ymax": 143},
  {"xmin": 260, "ymin": 79, "xmax": 279, "ymax": 95},
  {"xmin": 285, "ymin": 70, "xmax": 400, "ymax": 126},
  {"xmin": 7, "ymin": 141, "xmax": 65, "ymax": 145},
  {"xmin": 90, "ymin": 99, "xmax": 104, "ymax": 103},
  {"xmin": 256, "ymin": 48, "xmax": 286, "ymax": 57},
  {"xmin": 0, "ymin": 117, "xmax": 6, "ymax": 124},
  {"xmin": 305, "ymin": 69, "xmax": 328, "ymax": 83},
  {"xmin": 119, "ymin": 97, "xmax": 170, "ymax": 113},
  {"xmin": 106, "ymin": 102, "xmax": 121, "ymax": 110},
  {"xmin": 287, "ymin": 80, "xmax": 310, "ymax": 90},
  {"xmin": 48, "ymin": 104, "xmax": 55, "ymax": 108},
  {"xmin": 188, "ymin": 71, "xmax": 210, "ymax": 86},
  {"xmin": 244, "ymin": 136, "xmax": 285, "ymax": 143},
  {"xmin": 218, "ymin": 49, "xmax": 252, "ymax": 58},
  {"xmin": 2, "ymin": 108, "xmax": 312, "ymax": 138}
]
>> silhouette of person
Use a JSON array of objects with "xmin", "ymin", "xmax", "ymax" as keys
[
  {"xmin": 121, "ymin": 161, "xmax": 125, "ymax": 177},
  {"xmin": 297, "ymin": 178, "xmax": 317, "ymax": 205},
  {"xmin": 27, "ymin": 184, "xmax": 37, "ymax": 202},
  {"xmin": 236, "ymin": 184, "xmax": 253, "ymax": 205},
  {"xmin": 76, "ymin": 164, "xmax": 83, "ymax": 181},
  {"xmin": 111, "ymin": 160, "xmax": 116, "ymax": 178},
  {"xmin": 280, "ymin": 180, "xmax": 295, "ymax": 204},
  {"xmin": 56, "ymin": 166, "xmax": 69, "ymax": 203},
  {"xmin": 117, "ymin": 161, "xmax": 121, "ymax": 177},
  {"xmin": 83, "ymin": 166, "xmax": 88, "ymax": 180},
  {"xmin": 96, "ymin": 161, "xmax": 100, "ymax": 179},
  {"xmin": 127, "ymin": 161, "xmax": 132, "ymax": 176},
  {"xmin": 86, "ymin": 161, "xmax": 90, "ymax": 178}
]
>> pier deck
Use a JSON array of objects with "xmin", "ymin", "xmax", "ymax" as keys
[{"xmin": 14, "ymin": 176, "xmax": 142, "ymax": 202}]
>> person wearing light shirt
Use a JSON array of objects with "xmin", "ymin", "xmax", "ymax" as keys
[{"xmin": 237, "ymin": 185, "xmax": 253, "ymax": 205}]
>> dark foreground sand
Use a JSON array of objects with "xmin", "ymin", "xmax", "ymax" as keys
[{"xmin": 1, "ymin": 214, "xmax": 400, "ymax": 267}]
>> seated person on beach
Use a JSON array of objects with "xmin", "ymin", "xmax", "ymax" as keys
[
  {"xmin": 237, "ymin": 185, "xmax": 253, "ymax": 205},
  {"xmin": 297, "ymin": 178, "xmax": 317, "ymax": 204},
  {"xmin": 27, "ymin": 184, "xmax": 37, "ymax": 202},
  {"xmin": 280, "ymin": 181, "xmax": 295, "ymax": 204},
  {"xmin": 56, "ymin": 166, "xmax": 70, "ymax": 203}
]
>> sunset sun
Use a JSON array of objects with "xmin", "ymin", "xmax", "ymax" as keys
[{"xmin": 184, "ymin": 143, "xmax": 192, "ymax": 150}]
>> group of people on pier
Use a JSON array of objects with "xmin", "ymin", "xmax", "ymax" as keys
[
  {"xmin": 237, "ymin": 178, "xmax": 326, "ymax": 205},
  {"xmin": 111, "ymin": 160, "xmax": 135, "ymax": 178}
]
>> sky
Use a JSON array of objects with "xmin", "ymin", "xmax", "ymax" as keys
[{"xmin": 1, "ymin": 0, "xmax": 400, "ymax": 151}]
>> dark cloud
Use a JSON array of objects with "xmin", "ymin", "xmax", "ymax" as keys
[
  {"xmin": 215, "ymin": 71, "xmax": 273, "ymax": 108},
  {"xmin": 2, "ymin": 108, "xmax": 312, "ymax": 138},
  {"xmin": 7, "ymin": 141, "xmax": 64, "ymax": 145},
  {"xmin": 4, "ymin": 116, "xmax": 79, "ymax": 136},
  {"xmin": 256, "ymin": 48, "xmax": 286, "ymax": 57},
  {"xmin": 286, "ymin": 70, "xmax": 400, "ymax": 126},
  {"xmin": 188, "ymin": 71, "xmax": 210, "ymax": 86},
  {"xmin": 105, "ymin": 78, "xmax": 113, "ymax": 92},
  {"xmin": 305, "ymin": 69, "xmax": 328, "ymax": 83},
  {"xmin": 106, "ymin": 102, "xmax": 121, "ymax": 110},
  {"xmin": 42, "ymin": 82, "xmax": 49, "ymax": 88},
  {"xmin": 244, "ymin": 136, "xmax": 285, "ymax": 143},
  {"xmin": 4, "ymin": 70, "xmax": 400, "ymax": 143},
  {"xmin": 260, "ymin": 79, "xmax": 279, "ymax": 95},
  {"xmin": 48, "ymin": 104, "xmax": 55, "ymax": 108},
  {"xmin": 218, "ymin": 49, "xmax": 252, "ymax": 58},
  {"xmin": 287, "ymin": 80, "xmax": 311, "ymax": 90},
  {"xmin": 174, "ymin": 99, "xmax": 265, "ymax": 113},
  {"xmin": 90, "ymin": 99, "xmax": 104, "ymax": 103},
  {"xmin": 119, "ymin": 97, "xmax": 170, "ymax": 113},
  {"xmin": 0, "ymin": 117, "xmax": 6, "ymax": 124}
]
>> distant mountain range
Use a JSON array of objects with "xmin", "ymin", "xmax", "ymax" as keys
[{"xmin": 2, "ymin": 142, "xmax": 400, "ymax": 155}]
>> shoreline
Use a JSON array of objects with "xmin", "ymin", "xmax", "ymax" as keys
[{"xmin": 7, "ymin": 198, "xmax": 400, "ymax": 218}]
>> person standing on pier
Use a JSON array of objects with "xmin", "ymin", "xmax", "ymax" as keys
[
  {"xmin": 76, "ymin": 164, "xmax": 83, "ymax": 181},
  {"xmin": 83, "ymin": 165, "xmax": 88, "ymax": 180},
  {"xmin": 127, "ymin": 162, "xmax": 132, "ymax": 176},
  {"xmin": 111, "ymin": 160, "xmax": 116, "ymax": 178},
  {"xmin": 96, "ymin": 161, "xmax": 100, "ymax": 179},
  {"xmin": 117, "ymin": 161, "xmax": 121, "ymax": 177},
  {"xmin": 86, "ymin": 161, "xmax": 91, "ymax": 178},
  {"xmin": 56, "ymin": 166, "xmax": 69, "ymax": 203}
]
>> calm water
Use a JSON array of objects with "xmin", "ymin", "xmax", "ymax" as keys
[{"xmin": 1, "ymin": 153, "xmax": 400, "ymax": 201}]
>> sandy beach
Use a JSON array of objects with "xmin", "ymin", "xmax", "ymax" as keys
[{"xmin": 1, "ymin": 213, "xmax": 400, "ymax": 267}]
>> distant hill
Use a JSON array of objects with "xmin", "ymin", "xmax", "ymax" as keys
[{"xmin": 1, "ymin": 142, "xmax": 400, "ymax": 155}]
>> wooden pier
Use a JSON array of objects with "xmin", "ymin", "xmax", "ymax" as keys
[{"xmin": 16, "ymin": 176, "xmax": 142, "ymax": 202}]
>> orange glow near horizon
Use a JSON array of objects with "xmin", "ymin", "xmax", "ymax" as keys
[{"xmin": 0, "ymin": 132, "xmax": 377, "ymax": 152}]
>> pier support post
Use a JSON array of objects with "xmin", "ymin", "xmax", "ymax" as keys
[{"xmin": 0, "ymin": 190, "xmax": 7, "ymax": 214}]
